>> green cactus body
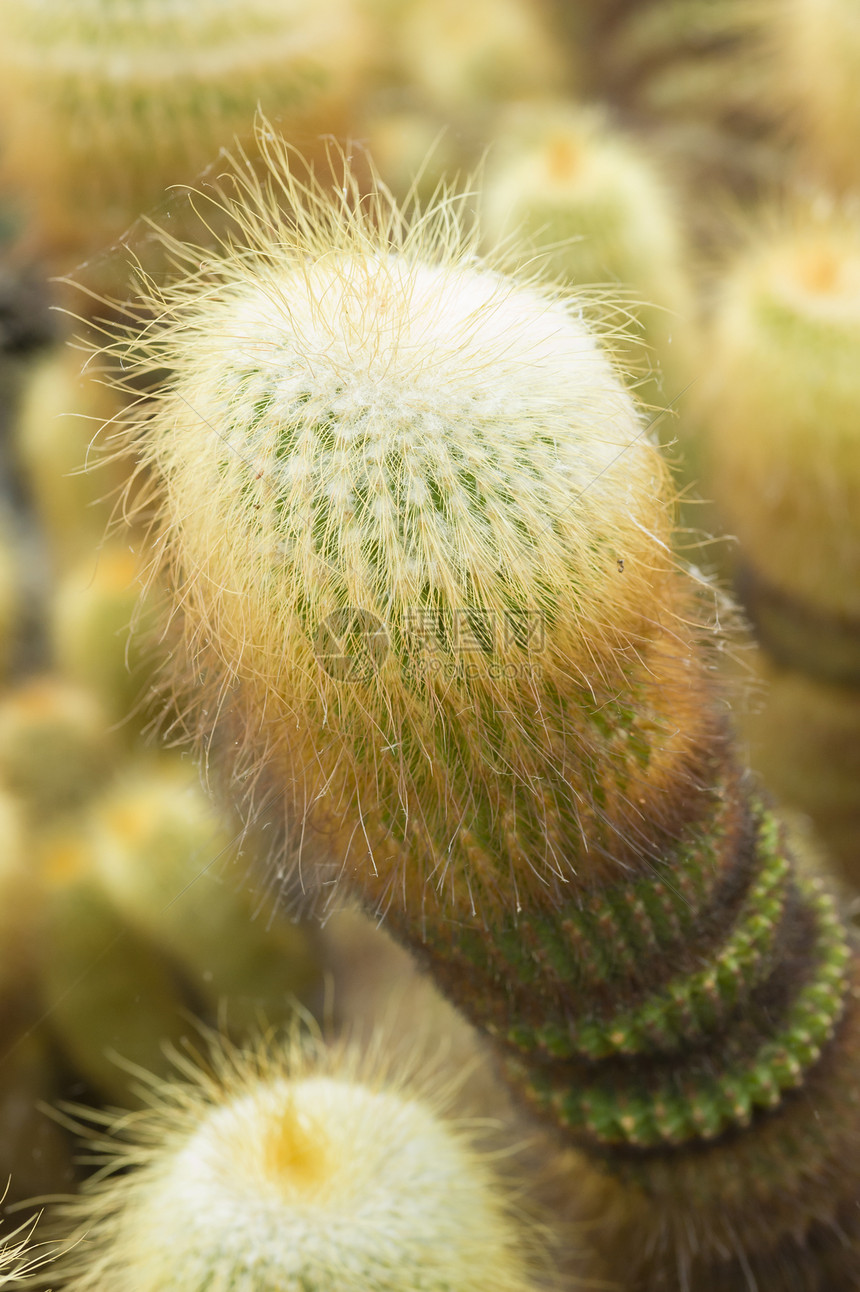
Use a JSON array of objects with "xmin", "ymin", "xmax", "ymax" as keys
[
  {"xmin": 104, "ymin": 139, "xmax": 860, "ymax": 1289},
  {"xmin": 48, "ymin": 1034, "xmax": 544, "ymax": 1292}
]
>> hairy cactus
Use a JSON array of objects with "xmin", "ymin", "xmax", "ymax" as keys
[
  {"xmin": 101, "ymin": 133, "xmax": 860, "ymax": 1289},
  {"xmin": 47, "ymin": 1030, "xmax": 544, "ymax": 1292}
]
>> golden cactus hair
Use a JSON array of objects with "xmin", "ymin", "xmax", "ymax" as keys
[
  {"xmin": 0, "ymin": 1217, "xmax": 55, "ymax": 1287},
  {"xmin": 0, "ymin": 0, "xmax": 367, "ymax": 272},
  {"xmin": 45, "ymin": 1025, "xmax": 552, "ymax": 1292},
  {"xmin": 97, "ymin": 128, "xmax": 860, "ymax": 1288}
]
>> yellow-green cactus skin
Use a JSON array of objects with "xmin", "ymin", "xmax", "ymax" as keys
[
  {"xmin": 0, "ymin": 0, "xmax": 367, "ymax": 270},
  {"xmin": 48, "ymin": 1031, "xmax": 545, "ymax": 1292},
  {"xmin": 98, "ymin": 134, "xmax": 860, "ymax": 1291}
]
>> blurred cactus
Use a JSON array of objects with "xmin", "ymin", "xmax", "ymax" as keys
[
  {"xmin": 13, "ymin": 348, "xmax": 126, "ymax": 571},
  {"xmin": 90, "ymin": 762, "xmax": 322, "ymax": 1032},
  {"xmin": 767, "ymin": 0, "xmax": 860, "ymax": 190},
  {"xmin": 0, "ymin": 514, "xmax": 19, "ymax": 680},
  {"xmin": 37, "ymin": 825, "xmax": 192, "ymax": 1102},
  {"xmin": 701, "ymin": 209, "xmax": 860, "ymax": 881},
  {"xmin": 0, "ymin": 677, "xmax": 112, "ymax": 821},
  {"xmin": 703, "ymin": 211, "xmax": 860, "ymax": 621},
  {"xmin": 482, "ymin": 102, "xmax": 696, "ymax": 419},
  {"xmin": 0, "ymin": 0, "xmax": 369, "ymax": 274},
  {"xmin": 393, "ymin": 0, "xmax": 566, "ymax": 111},
  {"xmin": 51, "ymin": 541, "xmax": 161, "ymax": 728},
  {"xmin": 47, "ymin": 1030, "xmax": 544, "ymax": 1292},
  {"xmin": 97, "ymin": 132, "xmax": 860, "ymax": 1289}
]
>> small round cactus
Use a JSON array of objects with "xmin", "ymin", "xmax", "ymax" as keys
[{"xmin": 49, "ymin": 1031, "xmax": 544, "ymax": 1292}]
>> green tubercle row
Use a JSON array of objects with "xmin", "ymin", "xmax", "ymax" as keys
[
  {"xmin": 442, "ymin": 791, "xmax": 735, "ymax": 997},
  {"xmin": 520, "ymin": 879, "xmax": 850, "ymax": 1149},
  {"xmin": 508, "ymin": 813, "xmax": 789, "ymax": 1061}
]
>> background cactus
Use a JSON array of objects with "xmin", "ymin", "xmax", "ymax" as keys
[
  {"xmin": 701, "ymin": 209, "xmax": 860, "ymax": 882},
  {"xmin": 98, "ymin": 134, "xmax": 860, "ymax": 1290},
  {"xmin": 766, "ymin": 0, "xmax": 860, "ymax": 191},
  {"xmin": 47, "ymin": 1029, "xmax": 547, "ymax": 1292},
  {"xmin": 0, "ymin": 0, "xmax": 368, "ymax": 276},
  {"xmin": 481, "ymin": 102, "xmax": 696, "ymax": 421}
]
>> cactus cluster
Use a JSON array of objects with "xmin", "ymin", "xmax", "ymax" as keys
[{"xmin": 1, "ymin": 0, "xmax": 860, "ymax": 1288}]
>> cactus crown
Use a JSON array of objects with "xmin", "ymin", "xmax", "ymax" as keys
[
  {"xmin": 103, "ymin": 127, "xmax": 715, "ymax": 917},
  {"xmin": 46, "ymin": 1028, "xmax": 546, "ymax": 1292}
]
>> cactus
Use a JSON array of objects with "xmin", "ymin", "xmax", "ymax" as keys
[
  {"xmin": 46, "ymin": 1029, "xmax": 544, "ymax": 1292},
  {"xmin": 96, "ymin": 131, "xmax": 860, "ymax": 1289},
  {"xmin": 766, "ymin": 0, "xmax": 860, "ymax": 190},
  {"xmin": 393, "ymin": 0, "xmax": 565, "ymax": 111},
  {"xmin": 0, "ymin": 677, "xmax": 112, "ymax": 821},
  {"xmin": 90, "ymin": 761, "xmax": 322, "ymax": 1032},
  {"xmin": 13, "ymin": 348, "xmax": 127, "ymax": 570},
  {"xmin": 51, "ymin": 542, "xmax": 161, "ymax": 728},
  {"xmin": 481, "ymin": 102, "xmax": 696, "ymax": 420},
  {"xmin": 0, "ymin": 0, "xmax": 368, "ymax": 272},
  {"xmin": 701, "ymin": 210, "xmax": 860, "ymax": 881}
]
